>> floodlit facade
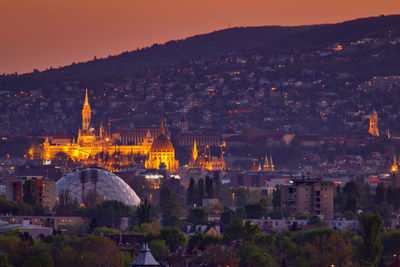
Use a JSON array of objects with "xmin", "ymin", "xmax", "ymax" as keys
[
  {"xmin": 145, "ymin": 125, "xmax": 179, "ymax": 172},
  {"xmin": 42, "ymin": 90, "xmax": 178, "ymax": 172},
  {"xmin": 56, "ymin": 168, "xmax": 140, "ymax": 206},
  {"xmin": 188, "ymin": 141, "xmax": 225, "ymax": 171},
  {"xmin": 368, "ymin": 108, "xmax": 379, "ymax": 137}
]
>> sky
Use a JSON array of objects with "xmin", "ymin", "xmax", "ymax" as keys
[{"xmin": 0, "ymin": 0, "xmax": 399, "ymax": 74}]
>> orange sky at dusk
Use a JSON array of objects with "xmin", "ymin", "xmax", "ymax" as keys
[{"xmin": 0, "ymin": 0, "xmax": 399, "ymax": 74}]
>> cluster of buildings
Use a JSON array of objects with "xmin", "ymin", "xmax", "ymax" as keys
[
  {"xmin": 1, "ymin": 30, "xmax": 400, "ymax": 240},
  {"xmin": 1, "ymin": 31, "xmax": 400, "ymax": 139},
  {"xmin": 2, "ymin": 165, "xmax": 61, "ymax": 210},
  {"xmin": 41, "ymin": 90, "xmax": 179, "ymax": 172}
]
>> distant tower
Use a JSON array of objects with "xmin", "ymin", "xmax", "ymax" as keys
[
  {"xmin": 192, "ymin": 140, "xmax": 198, "ymax": 162},
  {"xmin": 270, "ymin": 154, "xmax": 275, "ymax": 171},
  {"xmin": 392, "ymin": 156, "xmax": 400, "ymax": 187},
  {"xmin": 99, "ymin": 121, "xmax": 105, "ymax": 139},
  {"xmin": 82, "ymin": 89, "xmax": 91, "ymax": 131},
  {"xmin": 368, "ymin": 108, "xmax": 379, "ymax": 137},
  {"xmin": 263, "ymin": 154, "xmax": 271, "ymax": 171}
]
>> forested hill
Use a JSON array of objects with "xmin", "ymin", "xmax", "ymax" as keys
[{"xmin": 1, "ymin": 14, "xmax": 400, "ymax": 89}]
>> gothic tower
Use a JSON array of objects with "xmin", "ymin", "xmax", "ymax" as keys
[
  {"xmin": 82, "ymin": 89, "xmax": 91, "ymax": 132},
  {"xmin": 269, "ymin": 154, "xmax": 275, "ymax": 171},
  {"xmin": 192, "ymin": 140, "xmax": 198, "ymax": 162},
  {"xmin": 263, "ymin": 154, "xmax": 270, "ymax": 171},
  {"xmin": 368, "ymin": 108, "xmax": 379, "ymax": 137}
]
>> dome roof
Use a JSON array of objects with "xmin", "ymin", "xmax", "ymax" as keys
[
  {"xmin": 56, "ymin": 168, "xmax": 140, "ymax": 206},
  {"xmin": 150, "ymin": 134, "xmax": 174, "ymax": 152}
]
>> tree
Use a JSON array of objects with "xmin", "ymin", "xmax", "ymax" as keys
[
  {"xmin": 158, "ymin": 227, "xmax": 186, "ymax": 252},
  {"xmin": 205, "ymin": 176, "xmax": 214, "ymax": 199},
  {"xmin": 88, "ymin": 200, "xmax": 131, "ymax": 229},
  {"xmin": 213, "ymin": 171, "xmax": 221, "ymax": 198},
  {"xmin": 375, "ymin": 183, "xmax": 385, "ymax": 204},
  {"xmin": 343, "ymin": 181, "xmax": 361, "ymax": 196},
  {"xmin": 220, "ymin": 209, "xmax": 234, "ymax": 228},
  {"xmin": 272, "ymin": 185, "xmax": 281, "ymax": 210},
  {"xmin": 85, "ymin": 189, "xmax": 100, "ymax": 209},
  {"xmin": 159, "ymin": 186, "xmax": 186, "ymax": 227},
  {"xmin": 148, "ymin": 239, "xmax": 169, "ymax": 260},
  {"xmin": 377, "ymin": 201, "xmax": 393, "ymax": 228},
  {"xmin": 186, "ymin": 177, "xmax": 196, "ymax": 206},
  {"xmin": 234, "ymin": 188, "xmax": 249, "ymax": 207},
  {"xmin": 159, "ymin": 186, "xmax": 185, "ymax": 217},
  {"xmin": 191, "ymin": 245, "xmax": 239, "ymax": 266},
  {"xmin": 357, "ymin": 213, "xmax": 383, "ymax": 266},
  {"xmin": 381, "ymin": 230, "xmax": 400, "ymax": 261},
  {"xmin": 136, "ymin": 197, "xmax": 154, "ymax": 225},
  {"xmin": 82, "ymin": 236, "xmax": 124, "ymax": 267},
  {"xmin": 242, "ymin": 221, "xmax": 260, "ymax": 244},
  {"xmin": 56, "ymin": 189, "xmax": 80, "ymax": 216},
  {"xmin": 188, "ymin": 232, "xmax": 222, "ymax": 252},
  {"xmin": 197, "ymin": 178, "xmax": 205, "ymax": 207},
  {"xmin": 23, "ymin": 180, "xmax": 36, "ymax": 205},
  {"xmin": 237, "ymin": 242, "xmax": 277, "ymax": 266},
  {"xmin": 224, "ymin": 218, "xmax": 259, "ymax": 243},
  {"xmin": 244, "ymin": 202, "xmax": 267, "ymax": 219},
  {"xmin": 303, "ymin": 233, "xmax": 353, "ymax": 267},
  {"xmin": 0, "ymin": 254, "xmax": 12, "ymax": 267},
  {"xmin": 0, "ymin": 234, "xmax": 25, "ymax": 264},
  {"xmin": 387, "ymin": 187, "xmax": 400, "ymax": 210},
  {"xmin": 254, "ymin": 233, "xmax": 277, "ymax": 256},
  {"xmin": 187, "ymin": 208, "xmax": 208, "ymax": 225},
  {"xmin": 23, "ymin": 252, "xmax": 54, "ymax": 267}
]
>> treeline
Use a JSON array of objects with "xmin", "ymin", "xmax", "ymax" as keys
[{"xmin": 2, "ymin": 212, "xmax": 400, "ymax": 266}]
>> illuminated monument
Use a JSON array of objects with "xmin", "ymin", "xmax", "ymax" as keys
[
  {"xmin": 42, "ymin": 90, "xmax": 178, "ymax": 172},
  {"xmin": 368, "ymin": 108, "xmax": 379, "ymax": 137},
  {"xmin": 188, "ymin": 140, "xmax": 225, "ymax": 171},
  {"xmin": 145, "ymin": 122, "xmax": 179, "ymax": 172}
]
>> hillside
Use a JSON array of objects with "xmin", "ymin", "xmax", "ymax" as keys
[
  {"xmin": 1, "ymin": 14, "xmax": 400, "ymax": 137},
  {"xmin": 1, "ymin": 15, "xmax": 400, "ymax": 89}
]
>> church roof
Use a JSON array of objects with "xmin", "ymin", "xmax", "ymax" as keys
[
  {"xmin": 150, "ymin": 133, "xmax": 174, "ymax": 152},
  {"xmin": 131, "ymin": 243, "xmax": 160, "ymax": 266}
]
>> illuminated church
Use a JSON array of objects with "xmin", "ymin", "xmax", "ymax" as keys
[
  {"xmin": 188, "ymin": 141, "xmax": 226, "ymax": 171},
  {"xmin": 42, "ymin": 90, "xmax": 178, "ymax": 172}
]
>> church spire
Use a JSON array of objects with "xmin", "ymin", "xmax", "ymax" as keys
[
  {"xmin": 192, "ymin": 140, "xmax": 198, "ymax": 162},
  {"xmin": 82, "ymin": 89, "xmax": 91, "ymax": 131},
  {"xmin": 84, "ymin": 88, "xmax": 89, "ymax": 106},
  {"xmin": 160, "ymin": 117, "xmax": 165, "ymax": 134},
  {"xmin": 145, "ymin": 129, "xmax": 152, "ymax": 139},
  {"xmin": 263, "ymin": 154, "xmax": 270, "ymax": 171},
  {"xmin": 270, "ymin": 154, "xmax": 275, "ymax": 171}
]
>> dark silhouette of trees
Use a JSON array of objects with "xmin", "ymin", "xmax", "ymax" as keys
[
  {"xmin": 197, "ymin": 178, "xmax": 205, "ymax": 207},
  {"xmin": 23, "ymin": 180, "xmax": 36, "ymax": 205},
  {"xmin": 186, "ymin": 177, "xmax": 196, "ymax": 206},
  {"xmin": 375, "ymin": 183, "xmax": 385, "ymax": 204},
  {"xmin": 205, "ymin": 176, "xmax": 214, "ymax": 199},
  {"xmin": 136, "ymin": 197, "xmax": 154, "ymax": 225},
  {"xmin": 357, "ymin": 213, "xmax": 383, "ymax": 266}
]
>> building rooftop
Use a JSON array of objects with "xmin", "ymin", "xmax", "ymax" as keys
[{"xmin": 131, "ymin": 243, "xmax": 160, "ymax": 266}]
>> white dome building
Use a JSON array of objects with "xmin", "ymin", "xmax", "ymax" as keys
[{"xmin": 56, "ymin": 168, "xmax": 140, "ymax": 206}]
